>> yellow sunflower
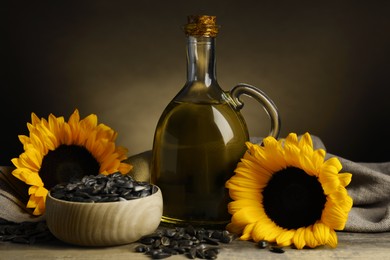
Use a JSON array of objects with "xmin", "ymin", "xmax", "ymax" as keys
[
  {"xmin": 11, "ymin": 109, "xmax": 133, "ymax": 215},
  {"xmin": 225, "ymin": 132, "xmax": 353, "ymax": 249}
]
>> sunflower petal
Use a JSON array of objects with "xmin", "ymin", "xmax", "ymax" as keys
[
  {"xmin": 226, "ymin": 176, "xmax": 266, "ymax": 190},
  {"xmin": 312, "ymin": 149, "xmax": 326, "ymax": 172},
  {"xmin": 226, "ymin": 222, "xmax": 243, "ymax": 235},
  {"xmin": 30, "ymin": 112, "xmax": 41, "ymax": 125},
  {"xmin": 276, "ymin": 229, "xmax": 295, "ymax": 247},
  {"xmin": 284, "ymin": 142, "xmax": 301, "ymax": 167},
  {"xmin": 240, "ymin": 222, "xmax": 256, "ymax": 240},
  {"xmin": 338, "ymin": 172, "xmax": 352, "ymax": 187},
  {"xmin": 293, "ymin": 227, "xmax": 306, "ymax": 249},
  {"xmin": 252, "ymin": 217, "xmax": 279, "ymax": 242},
  {"xmin": 35, "ymin": 186, "xmax": 48, "ymax": 197},
  {"xmin": 304, "ymin": 226, "xmax": 319, "ymax": 248},
  {"xmin": 327, "ymin": 229, "xmax": 338, "ymax": 248},
  {"xmin": 322, "ymin": 201, "xmax": 349, "ymax": 230},
  {"xmin": 115, "ymin": 146, "xmax": 129, "ymax": 161},
  {"xmin": 231, "ymin": 207, "xmax": 264, "ymax": 227},
  {"xmin": 228, "ymin": 189, "xmax": 261, "ymax": 201},
  {"xmin": 299, "ymin": 132, "xmax": 314, "ymax": 150},
  {"xmin": 313, "ymin": 221, "xmax": 331, "ymax": 245},
  {"xmin": 228, "ymin": 199, "xmax": 261, "ymax": 214},
  {"xmin": 118, "ymin": 163, "xmax": 132, "ymax": 174},
  {"xmin": 285, "ymin": 133, "xmax": 299, "ymax": 146}
]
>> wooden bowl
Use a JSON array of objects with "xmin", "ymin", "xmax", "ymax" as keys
[{"xmin": 45, "ymin": 185, "xmax": 162, "ymax": 246}]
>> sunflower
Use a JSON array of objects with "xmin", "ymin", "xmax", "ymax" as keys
[
  {"xmin": 11, "ymin": 109, "xmax": 133, "ymax": 215},
  {"xmin": 225, "ymin": 132, "xmax": 353, "ymax": 249}
]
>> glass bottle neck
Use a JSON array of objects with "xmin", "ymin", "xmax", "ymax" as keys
[{"xmin": 186, "ymin": 36, "xmax": 217, "ymax": 87}]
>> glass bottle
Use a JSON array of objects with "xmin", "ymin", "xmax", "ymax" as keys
[{"xmin": 151, "ymin": 15, "xmax": 281, "ymax": 227}]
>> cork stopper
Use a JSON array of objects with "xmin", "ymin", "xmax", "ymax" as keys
[{"xmin": 184, "ymin": 15, "xmax": 219, "ymax": 37}]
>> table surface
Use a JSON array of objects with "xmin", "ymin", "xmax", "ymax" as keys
[{"xmin": 1, "ymin": 230, "xmax": 390, "ymax": 260}]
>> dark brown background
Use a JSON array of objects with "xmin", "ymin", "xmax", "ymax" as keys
[{"xmin": 3, "ymin": 0, "xmax": 390, "ymax": 166}]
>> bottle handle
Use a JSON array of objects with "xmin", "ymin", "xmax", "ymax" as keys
[{"xmin": 229, "ymin": 83, "xmax": 281, "ymax": 138}]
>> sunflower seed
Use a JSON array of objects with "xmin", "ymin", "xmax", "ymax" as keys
[
  {"xmin": 257, "ymin": 240, "xmax": 269, "ymax": 249},
  {"xmin": 187, "ymin": 247, "xmax": 197, "ymax": 259},
  {"xmin": 11, "ymin": 236, "xmax": 30, "ymax": 244},
  {"xmin": 211, "ymin": 230, "xmax": 222, "ymax": 239},
  {"xmin": 151, "ymin": 251, "xmax": 171, "ymax": 259},
  {"xmin": 152, "ymin": 238, "xmax": 162, "ymax": 248},
  {"xmin": 139, "ymin": 236, "xmax": 156, "ymax": 245},
  {"xmin": 135, "ymin": 226, "xmax": 233, "ymax": 259},
  {"xmin": 135, "ymin": 244, "xmax": 148, "ymax": 253},
  {"xmin": 219, "ymin": 231, "xmax": 234, "ymax": 244},
  {"xmin": 50, "ymin": 172, "xmax": 156, "ymax": 203},
  {"xmin": 204, "ymin": 248, "xmax": 219, "ymax": 259},
  {"xmin": 162, "ymin": 247, "xmax": 179, "ymax": 255},
  {"xmin": 269, "ymin": 246, "xmax": 285, "ymax": 253},
  {"xmin": 203, "ymin": 236, "xmax": 219, "ymax": 245},
  {"xmin": 161, "ymin": 236, "xmax": 171, "ymax": 246}
]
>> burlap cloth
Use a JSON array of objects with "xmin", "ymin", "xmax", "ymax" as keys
[{"xmin": 1, "ymin": 136, "xmax": 389, "ymax": 232}]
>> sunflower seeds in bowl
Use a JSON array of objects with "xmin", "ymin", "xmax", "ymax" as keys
[
  {"xmin": 45, "ymin": 172, "xmax": 163, "ymax": 247},
  {"xmin": 50, "ymin": 172, "xmax": 157, "ymax": 203}
]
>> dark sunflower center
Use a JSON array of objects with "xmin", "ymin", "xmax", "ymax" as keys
[
  {"xmin": 39, "ymin": 145, "xmax": 100, "ymax": 189},
  {"xmin": 262, "ymin": 167, "xmax": 326, "ymax": 230}
]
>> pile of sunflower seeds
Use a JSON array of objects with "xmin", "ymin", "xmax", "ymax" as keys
[
  {"xmin": 134, "ymin": 225, "xmax": 235, "ymax": 259},
  {"xmin": 0, "ymin": 219, "xmax": 54, "ymax": 244},
  {"xmin": 50, "ymin": 172, "xmax": 157, "ymax": 203}
]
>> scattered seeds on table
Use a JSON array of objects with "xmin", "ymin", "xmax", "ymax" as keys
[
  {"xmin": 135, "ymin": 225, "xmax": 236, "ymax": 259},
  {"xmin": 0, "ymin": 220, "xmax": 54, "ymax": 244}
]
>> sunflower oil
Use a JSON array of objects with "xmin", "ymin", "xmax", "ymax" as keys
[{"xmin": 151, "ymin": 100, "xmax": 248, "ymax": 226}]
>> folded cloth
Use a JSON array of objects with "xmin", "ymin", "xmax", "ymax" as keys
[
  {"xmin": 339, "ymin": 159, "xmax": 390, "ymax": 232},
  {"xmin": 127, "ymin": 137, "xmax": 390, "ymax": 233}
]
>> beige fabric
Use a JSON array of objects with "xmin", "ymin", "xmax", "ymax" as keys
[{"xmin": 334, "ymin": 158, "xmax": 390, "ymax": 232}]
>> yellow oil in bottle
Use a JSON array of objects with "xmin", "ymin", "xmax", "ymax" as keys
[{"xmin": 151, "ymin": 100, "xmax": 249, "ymax": 226}]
